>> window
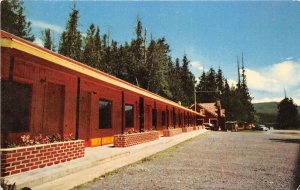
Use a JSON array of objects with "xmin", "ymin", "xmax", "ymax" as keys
[
  {"xmin": 166, "ymin": 110, "xmax": 169, "ymax": 127},
  {"xmin": 152, "ymin": 109, "xmax": 157, "ymax": 127},
  {"xmin": 99, "ymin": 99, "xmax": 112, "ymax": 129},
  {"xmin": 173, "ymin": 108, "xmax": 176, "ymax": 126},
  {"xmin": 162, "ymin": 111, "xmax": 166, "ymax": 126},
  {"xmin": 179, "ymin": 112, "xmax": 182, "ymax": 127},
  {"xmin": 1, "ymin": 81, "xmax": 32, "ymax": 132},
  {"xmin": 125, "ymin": 104, "xmax": 134, "ymax": 128}
]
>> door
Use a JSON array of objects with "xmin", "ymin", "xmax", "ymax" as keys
[
  {"xmin": 139, "ymin": 97, "xmax": 144, "ymax": 132},
  {"xmin": 78, "ymin": 90, "xmax": 91, "ymax": 142},
  {"xmin": 43, "ymin": 82, "xmax": 65, "ymax": 136}
]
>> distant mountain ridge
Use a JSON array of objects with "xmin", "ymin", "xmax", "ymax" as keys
[{"xmin": 254, "ymin": 102, "xmax": 300, "ymax": 114}]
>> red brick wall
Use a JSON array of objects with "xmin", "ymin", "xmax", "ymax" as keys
[
  {"xmin": 114, "ymin": 131, "xmax": 159, "ymax": 147},
  {"xmin": 182, "ymin": 126, "xmax": 194, "ymax": 133},
  {"xmin": 163, "ymin": 128, "xmax": 183, "ymax": 137},
  {"xmin": 0, "ymin": 140, "xmax": 85, "ymax": 177},
  {"xmin": 198, "ymin": 125, "xmax": 205, "ymax": 129},
  {"xmin": 193, "ymin": 126, "xmax": 200, "ymax": 130}
]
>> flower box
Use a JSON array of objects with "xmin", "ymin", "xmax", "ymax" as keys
[
  {"xmin": 114, "ymin": 131, "xmax": 159, "ymax": 147},
  {"xmin": 0, "ymin": 140, "xmax": 85, "ymax": 177},
  {"xmin": 182, "ymin": 126, "xmax": 194, "ymax": 133},
  {"xmin": 163, "ymin": 128, "xmax": 182, "ymax": 137},
  {"xmin": 193, "ymin": 126, "xmax": 200, "ymax": 130}
]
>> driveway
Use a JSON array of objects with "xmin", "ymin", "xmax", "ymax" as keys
[{"xmin": 73, "ymin": 130, "xmax": 300, "ymax": 190}]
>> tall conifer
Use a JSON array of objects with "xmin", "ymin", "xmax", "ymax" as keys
[
  {"xmin": 41, "ymin": 28, "xmax": 55, "ymax": 51},
  {"xmin": 1, "ymin": 0, "xmax": 34, "ymax": 41},
  {"xmin": 58, "ymin": 7, "xmax": 82, "ymax": 62},
  {"xmin": 277, "ymin": 97, "xmax": 299, "ymax": 129}
]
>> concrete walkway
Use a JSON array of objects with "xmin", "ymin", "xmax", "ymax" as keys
[{"xmin": 5, "ymin": 129, "xmax": 208, "ymax": 190}]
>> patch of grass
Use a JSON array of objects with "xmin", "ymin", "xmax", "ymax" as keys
[{"xmin": 140, "ymin": 157, "xmax": 153, "ymax": 162}]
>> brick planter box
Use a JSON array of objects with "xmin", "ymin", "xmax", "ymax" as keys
[
  {"xmin": 0, "ymin": 140, "xmax": 85, "ymax": 177},
  {"xmin": 193, "ymin": 126, "xmax": 200, "ymax": 130},
  {"xmin": 163, "ymin": 128, "xmax": 182, "ymax": 137},
  {"xmin": 182, "ymin": 126, "xmax": 194, "ymax": 133},
  {"xmin": 114, "ymin": 131, "xmax": 159, "ymax": 147}
]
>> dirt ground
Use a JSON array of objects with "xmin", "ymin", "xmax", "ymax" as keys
[{"xmin": 73, "ymin": 130, "xmax": 300, "ymax": 190}]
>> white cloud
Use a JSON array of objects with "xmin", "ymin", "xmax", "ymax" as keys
[
  {"xmin": 227, "ymin": 79, "xmax": 237, "ymax": 87},
  {"xmin": 190, "ymin": 61, "xmax": 205, "ymax": 73},
  {"xmin": 245, "ymin": 68, "xmax": 280, "ymax": 92},
  {"xmin": 190, "ymin": 60, "xmax": 206, "ymax": 84},
  {"xmin": 33, "ymin": 37, "xmax": 43, "ymax": 47},
  {"xmin": 269, "ymin": 61, "xmax": 300, "ymax": 86},
  {"xmin": 246, "ymin": 60, "xmax": 300, "ymax": 93},
  {"xmin": 252, "ymin": 97, "xmax": 282, "ymax": 103},
  {"xmin": 30, "ymin": 20, "xmax": 63, "ymax": 33}
]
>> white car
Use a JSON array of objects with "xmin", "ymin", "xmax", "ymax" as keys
[{"xmin": 258, "ymin": 125, "xmax": 269, "ymax": 131}]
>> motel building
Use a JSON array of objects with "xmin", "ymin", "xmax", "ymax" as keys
[
  {"xmin": 0, "ymin": 30, "xmax": 223, "ymax": 177},
  {"xmin": 190, "ymin": 101, "xmax": 226, "ymax": 130}
]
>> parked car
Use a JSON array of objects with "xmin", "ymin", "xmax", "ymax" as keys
[
  {"xmin": 257, "ymin": 125, "xmax": 269, "ymax": 131},
  {"xmin": 203, "ymin": 123, "xmax": 218, "ymax": 131},
  {"xmin": 203, "ymin": 123, "xmax": 212, "ymax": 130}
]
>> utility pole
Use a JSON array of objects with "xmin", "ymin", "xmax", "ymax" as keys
[
  {"xmin": 194, "ymin": 85, "xmax": 197, "ymax": 111},
  {"xmin": 237, "ymin": 56, "xmax": 241, "ymax": 88}
]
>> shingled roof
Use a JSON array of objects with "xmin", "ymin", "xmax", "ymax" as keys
[{"xmin": 195, "ymin": 103, "xmax": 225, "ymax": 117}]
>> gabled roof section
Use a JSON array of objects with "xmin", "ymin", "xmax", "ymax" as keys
[
  {"xmin": 199, "ymin": 103, "xmax": 218, "ymax": 117},
  {"xmin": 190, "ymin": 102, "xmax": 225, "ymax": 117},
  {"xmin": 0, "ymin": 30, "xmax": 200, "ymax": 115}
]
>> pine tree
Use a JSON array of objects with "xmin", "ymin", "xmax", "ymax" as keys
[
  {"xmin": 115, "ymin": 43, "xmax": 131, "ymax": 81},
  {"xmin": 180, "ymin": 55, "xmax": 195, "ymax": 106},
  {"xmin": 146, "ymin": 38, "xmax": 172, "ymax": 98},
  {"xmin": 128, "ymin": 19, "xmax": 145, "ymax": 87},
  {"xmin": 99, "ymin": 33, "xmax": 111, "ymax": 73},
  {"xmin": 94, "ymin": 26, "xmax": 102, "ymax": 68},
  {"xmin": 240, "ymin": 58, "xmax": 255, "ymax": 122},
  {"xmin": 205, "ymin": 68, "xmax": 217, "ymax": 103},
  {"xmin": 173, "ymin": 58, "xmax": 185, "ymax": 102},
  {"xmin": 236, "ymin": 56, "xmax": 241, "ymax": 90},
  {"xmin": 221, "ymin": 79, "xmax": 235, "ymax": 121},
  {"xmin": 41, "ymin": 28, "xmax": 55, "ymax": 51},
  {"xmin": 1, "ymin": 0, "xmax": 34, "ymax": 41},
  {"xmin": 277, "ymin": 97, "xmax": 299, "ymax": 129},
  {"xmin": 216, "ymin": 67, "xmax": 224, "ymax": 98},
  {"xmin": 82, "ymin": 24, "xmax": 98, "ymax": 68},
  {"xmin": 58, "ymin": 7, "xmax": 82, "ymax": 62},
  {"xmin": 196, "ymin": 71, "xmax": 207, "ymax": 103}
]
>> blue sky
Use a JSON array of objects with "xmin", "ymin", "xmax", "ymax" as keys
[{"xmin": 23, "ymin": 1, "xmax": 300, "ymax": 104}]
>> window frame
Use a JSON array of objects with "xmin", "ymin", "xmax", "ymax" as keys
[
  {"xmin": 152, "ymin": 109, "xmax": 157, "ymax": 128},
  {"xmin": 162, "ymin": 111, "xmax": 166, "ymax": 126},
  {"xmin": 1, "ymin": 80, "xmax": 32, "ymax": 133},
  {"xmin": 125, "ymin": 104, "xmax": 134, "ymax": 128},
  {"xmin": 99, "ymin": 99, "xmax": 113, "ymax": 129}
]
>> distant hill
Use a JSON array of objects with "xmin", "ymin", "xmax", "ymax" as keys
[
  {"xmin": 253, "ymin": 102, "xmax": 279, "ymax": 114},
  {"xmin": 254, "ymin": 102, "xmax": 300, "ymax": 114}
]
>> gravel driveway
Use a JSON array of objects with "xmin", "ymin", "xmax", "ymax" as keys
[{"xmin": 74, "ymin": 130, "xmax": 300, "ymax": 190}]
